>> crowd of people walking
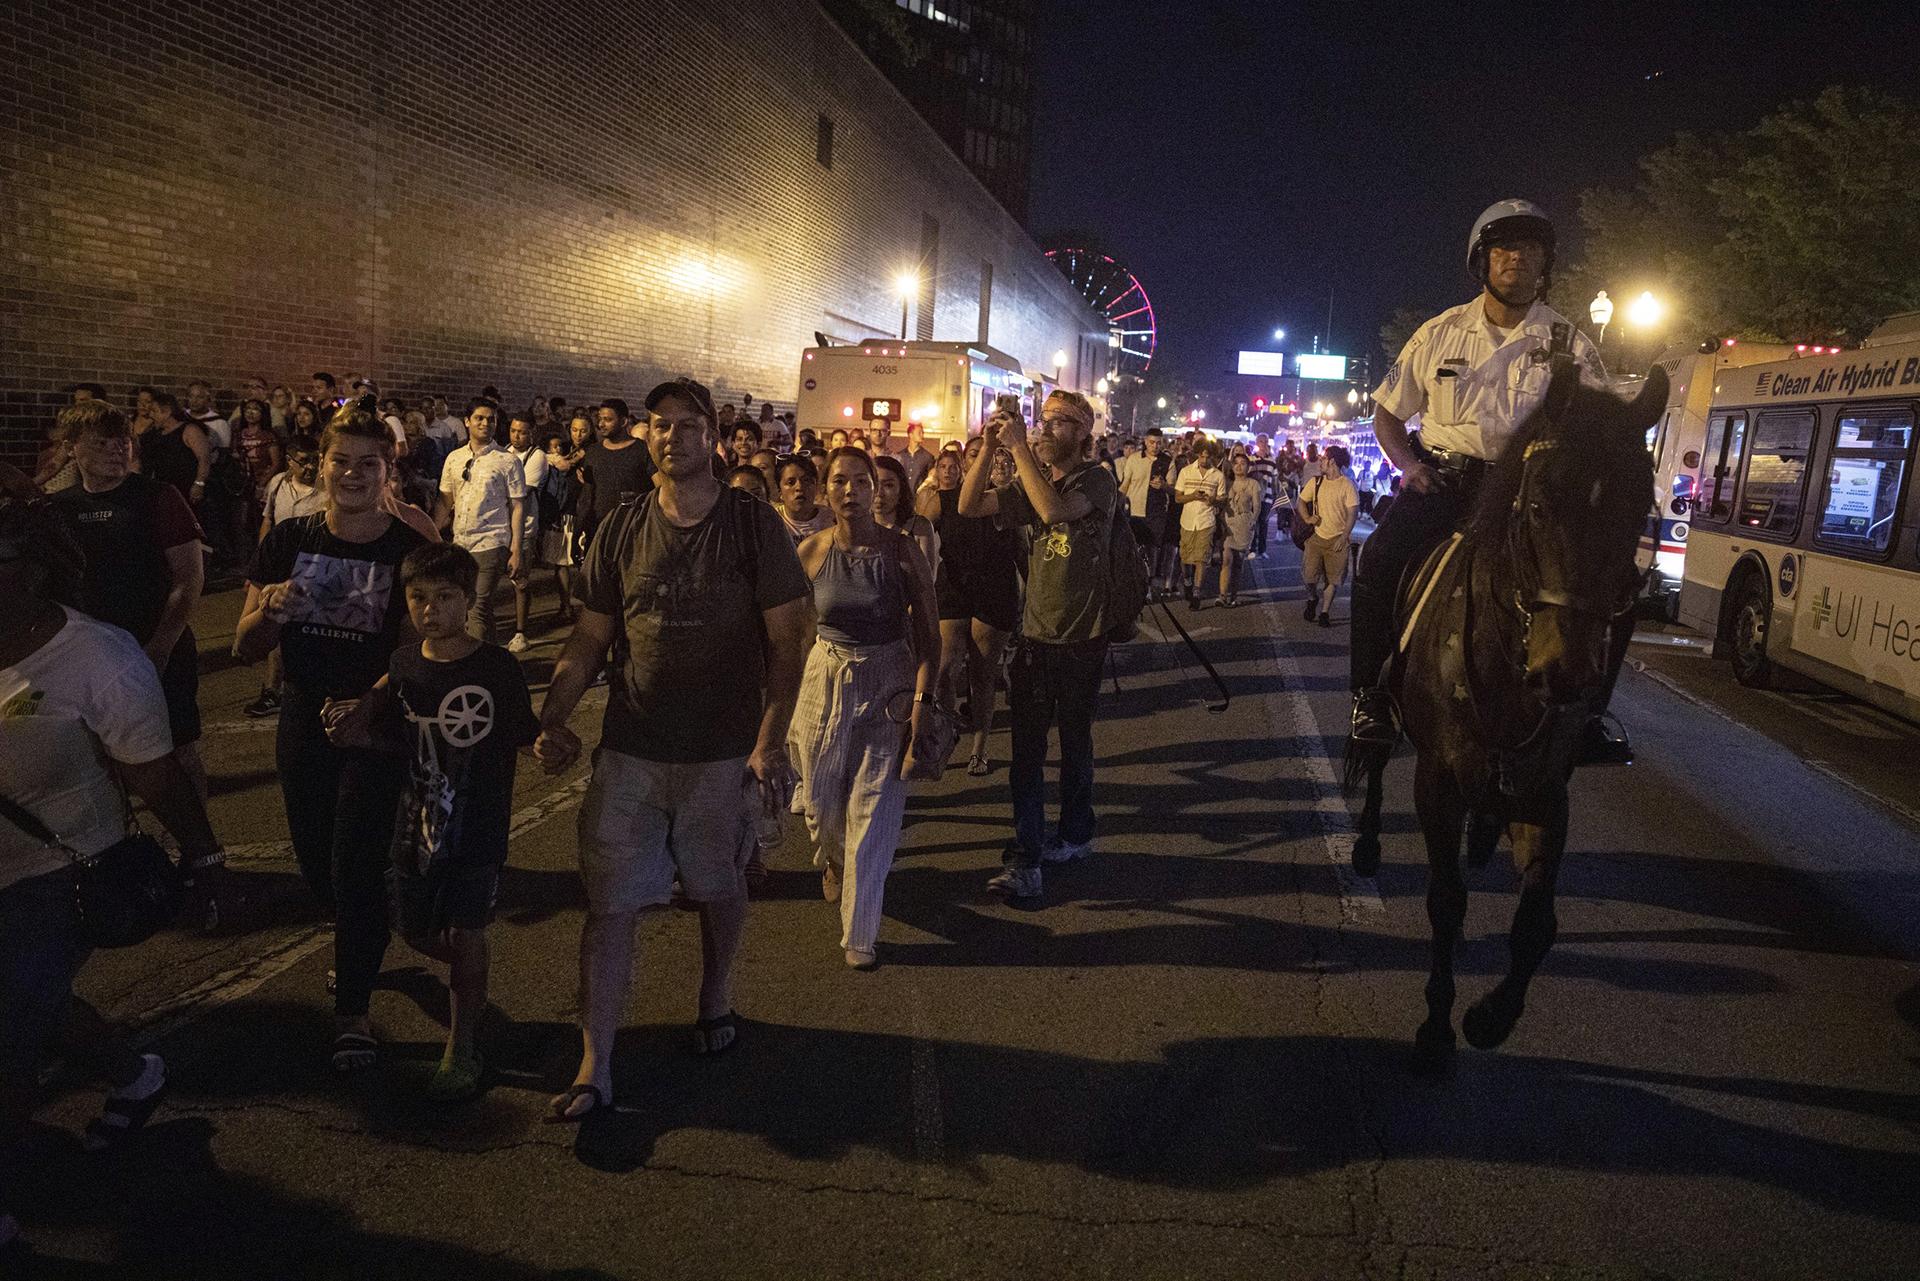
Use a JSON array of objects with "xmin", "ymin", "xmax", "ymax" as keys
[{"xmin": 1, "ymin": 366, "xmax": 1366, "ymax": 1249}]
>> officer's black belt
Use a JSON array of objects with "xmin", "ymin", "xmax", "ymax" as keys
[{"xmin": 1418, "ymin": 445, "xmax": 1489, "ymax": 478}]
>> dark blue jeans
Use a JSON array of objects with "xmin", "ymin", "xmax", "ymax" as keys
[
  {"xmin": 277, "ymin": 688, "xmax": 405, "ymax": 1017},
  {"xmin": 1007, "ymin": 636, "xmax": 1108, "ymax": 868}
]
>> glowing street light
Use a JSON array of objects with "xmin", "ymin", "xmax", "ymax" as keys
[
  {"xmin": 894, "ymin": 271, "xmax": 918, "ymax": 339},
  {"xmin": 1051, "ymin": 350, "xmax": 1068, "ymax": 372},
  {"xmin": 1156, "ymin": 396, "xmax": 1167, "ymax": 409},
  {"xmin": 1273, "ymin": 327, "xmax": 1286, "ymax": 342},
  {"xmin": 1095, "ymin": 377, "xmax": 1110, "ymax": 394},
  {"xmin": 1628, "ymin": 290, "xmax": 1663, "ymax": 328},
  {"xmin": 1589, "ymin": 290, "xmax": 1613, "ymax": 346}
]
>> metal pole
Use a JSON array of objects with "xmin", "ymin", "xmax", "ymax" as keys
[{"xmin": 899, "ymin": 298, "xmax": 909, "ymax": 341}]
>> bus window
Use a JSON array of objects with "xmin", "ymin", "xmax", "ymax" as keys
[
  {"xmin": 1737, "ymin": 409, "xmax": 1816, "ymax": 536},
  {"xmin": 1696, "ymin": 411, "xmax": 1747, "ymax": 523},
  {"xmin": 1816, "ymin": 406, "xmax": 1915, "ymax": 556}
]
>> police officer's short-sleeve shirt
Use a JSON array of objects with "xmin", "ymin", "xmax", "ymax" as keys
[{"xmin": 1372, "ymin": 299, "xmax": 1608, "ymax": 461}]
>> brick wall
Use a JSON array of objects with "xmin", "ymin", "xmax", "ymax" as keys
[{"xmin": 0, "ymin": 0, "xmax": 1106, "ymax": 463}]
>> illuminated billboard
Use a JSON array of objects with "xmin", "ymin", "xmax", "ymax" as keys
[
  {"xmin": 1236, "ymin": 350, "xmax": 1289, "ymax": 377},
  {"xmin": 1295, "ymin": 354, "xmax": 1348, "ymax": 380}
]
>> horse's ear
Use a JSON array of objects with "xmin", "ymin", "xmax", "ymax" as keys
[{"xmin": 1627, "ymin": 365, "xmax": 1669, "ymax": 429}]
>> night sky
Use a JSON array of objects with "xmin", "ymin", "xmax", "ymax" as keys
[{"xmin": 1029, "ymin": 0, "xmax": 1920, "ymax": 387}]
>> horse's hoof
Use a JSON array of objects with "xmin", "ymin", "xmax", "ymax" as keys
[
  {"xmin": 1462, "ymin": 991, "xmax": 1523, "ymax": 1050},
  {"xmin": 1410, "ymin": 1023, "xmax": 1456, "ymax": 1077},
  {"xmin": 1351, "ymin": 833, "xmax": 1381, "ymax": 877}
]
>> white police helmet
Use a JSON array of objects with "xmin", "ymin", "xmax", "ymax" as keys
[{"xmin": 1467, "ymin": 199, "xmax": 1555, "ymax": 284}]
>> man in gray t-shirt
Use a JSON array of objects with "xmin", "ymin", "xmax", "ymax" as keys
[
  {"xmin": 534, "ymin": 377, "xmax": 812, "ymax": 1120},
  {"xmin": 958, "ymin": 389, "xmax": 1116, "ymax": 900}
]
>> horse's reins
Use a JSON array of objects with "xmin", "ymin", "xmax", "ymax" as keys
[{"xmin": 1460, "ymin": 361, "xmax": 1633, "ymax": 792}]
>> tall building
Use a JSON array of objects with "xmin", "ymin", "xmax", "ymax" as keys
[
  {"xmin": 0, "ymin": 0, "xmax": 1100, "ymax": 461},
  {"xmin": 821, "ymin": 0, "xmax": 1036, "ymax": 223}
]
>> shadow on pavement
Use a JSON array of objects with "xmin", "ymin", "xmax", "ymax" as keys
[
  {"xmin": 22, "ymin": 1001, "xmax": 1912, "ymax": 1265},
  {"xmin": 9, "ymin": 1111, "xmax": 617, "ymax": 1280}
]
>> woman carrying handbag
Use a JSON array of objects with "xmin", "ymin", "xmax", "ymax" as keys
[
  {"xmin": 0, "ymin": 484, "xmax": 228, "ymax": 1255},
  {"xmin": 788, "ymin": 449, "xmax": 942, "ymax": 970}
]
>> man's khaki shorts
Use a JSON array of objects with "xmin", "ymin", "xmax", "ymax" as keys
[
  {"xmin": 577, "ymin": 747, "xmax": 755, "ymax": 912},
  {"xmin": 1301, "ymin": 533, "xmax": 1352, "ymax": 586}
]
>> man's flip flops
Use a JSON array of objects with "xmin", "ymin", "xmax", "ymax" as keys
[
  {"xmin": 548, "ymin": 1083, "xmax": 608, "ymax": 1123},
  {"xmin": 691, "ymin": 1011, "xmax": 739, "ymax": 1056}
]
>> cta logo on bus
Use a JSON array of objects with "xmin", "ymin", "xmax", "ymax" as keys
[{"xmin": 1778, "ymin": 553, "xmax": 1796, "ymax": 599}]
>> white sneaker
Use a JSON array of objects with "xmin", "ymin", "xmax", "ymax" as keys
[
  {"xmin": 506, "ymin": 632, "xmax": 529, "ymax": 653},
  {"xmin": 1041, "ymin": 835, "xmax": 1093, "ymax": 864},
  {"xmin": 986, "ymin": 865, "xmax": 1043, "ymax": 899}
]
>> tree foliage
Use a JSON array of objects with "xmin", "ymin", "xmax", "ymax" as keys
[
  {"xmin": 1378, "ymin": 304, "xmax": 1432, "ymax": 367},
  {"xmin": 1563, "ymin": 86, "xmax": 1920, "ymax": 346}
]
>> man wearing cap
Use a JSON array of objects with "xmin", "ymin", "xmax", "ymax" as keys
[
  {"xmin": 1348, "ymin": 199, "xmax": 1630, "ymax": 763},
  {"xmin": 533, "ymin": 377, "xmax": 813, "ymax": 1117}
]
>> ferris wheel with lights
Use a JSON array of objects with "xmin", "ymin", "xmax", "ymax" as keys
[{"xmin": 1044, "ymin": 247, "xmax": 1157, "ymax": 378}]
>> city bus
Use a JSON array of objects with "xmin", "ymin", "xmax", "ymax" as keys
[
  {"xmin": 1677, "ymin": 318, "xmax": 1920, "ymax": 721},
  {"xmin": 794, "ymin": 340, "xmax": 1047, "ymax": 450},
  {"xmin": 1636, "ymin": 338, "xmax": 1799, "ymax": 617}
]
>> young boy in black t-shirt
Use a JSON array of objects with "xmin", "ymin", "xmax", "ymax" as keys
[{"xmin": 326, "ymin": 543, "xmax": 538, "ymax": 1101}]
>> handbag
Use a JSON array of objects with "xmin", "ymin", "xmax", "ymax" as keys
[
  {"xmin": 1290, "ymin": 476, "xmax": 1322, "ymax": 550},
  {"xmin": 887, "ymin": 691, "xmax": 960, "ymax": 782},
  {"xmin": 0, "ymin": 792, "xmax": 183, "ymax": 949}
]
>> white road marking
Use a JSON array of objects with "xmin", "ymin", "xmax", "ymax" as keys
[
  {"xmin": 908, "ymin": 988, "xmax": 945, "ymax": 1165},
  {"xmin": 1629, "ymin": 658, "xmax": 1920, "ymax": 831},
  {"xmin": 125, "ymin": 771, "xmax": 596, "ymax": 1040},
  {"xmin": 1252, "ymin": 591, "xmax": 1385, "ymax": 919}
]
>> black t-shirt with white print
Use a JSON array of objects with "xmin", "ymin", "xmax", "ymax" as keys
[
  {"xmin": 376, "ymin": 642, "xmax": 539, "ymax": 873},
  {"xmin": 247, "ymin": 513, "xmax": 429, "ymax": 699}
]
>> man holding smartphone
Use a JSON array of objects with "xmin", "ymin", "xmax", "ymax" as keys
[
  {"xmin": 959, "ymin": 389, "xmax": 1119, "ymax": 900},
  {"xmin": 1348, "ymin": 200, "xmax": 1623, "ymax": 761}
]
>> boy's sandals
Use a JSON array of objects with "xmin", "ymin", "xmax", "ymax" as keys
[
  {"xmin": 427, "ymin": 1048, "xmax": 485, "ymax": 1103},
  {"xmin": 330, "ymin": 1031, "xmax": 378, "ymax": 1074},
  {"xmin": 548, "ymin": 1083, "xmax": 609, "ymax": 1123},
  {"xmin": 966, "ymin": 752, "xmax": 990, "ymax": 776},
  {"xmin": 83, "ymin": 1054, "xmax": 168, "ymax": 1152},
  {"xmin": 691, "ymin": 1010, "xmax": 739, "ymax": 1056}
]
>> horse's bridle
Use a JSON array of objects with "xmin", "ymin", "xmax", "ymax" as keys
[{"xmin": 1502, "ymin": 366, "xmax": 1637, "ymax": 649}]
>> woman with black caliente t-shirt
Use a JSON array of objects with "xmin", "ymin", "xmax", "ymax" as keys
[{"xmin": 236, "ymin": 404, "xmax": 429, "ymax": 1073}]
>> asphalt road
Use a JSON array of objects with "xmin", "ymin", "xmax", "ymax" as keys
[{"xmin": 15, "ymin": 545, "xmax": 1920, "ymax": 1280}]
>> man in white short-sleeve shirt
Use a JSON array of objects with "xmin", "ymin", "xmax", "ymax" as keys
[
  {"xmin": 438, "ymin": 398, "xmax": 526, "ymax": 643},
  {"xmin": 1349, "ymin": 199, "xmax": 1614, "ymax": 752}
]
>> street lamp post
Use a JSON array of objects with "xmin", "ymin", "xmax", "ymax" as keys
[
  {"xmin": 1589, "ymin": 290, "xmax": 1613, "ymax": 349},
  {"xmin": 894, "ymin": 271, "xmax": 918, "ymax": 340}
]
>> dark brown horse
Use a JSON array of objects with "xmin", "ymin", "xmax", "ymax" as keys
[{"xmin": 1348, "ymin": 357, "xmax": 1663, "ymax": 1074}]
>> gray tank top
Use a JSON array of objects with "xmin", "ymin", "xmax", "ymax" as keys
[{"xmin": 814, "ymin": 541, "xmax": 908, "ymax": 646}]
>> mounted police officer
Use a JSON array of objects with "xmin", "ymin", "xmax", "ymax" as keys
[{"xmin": 1349, "ymin": 199, "xmax": 1633, "ymax": 763}]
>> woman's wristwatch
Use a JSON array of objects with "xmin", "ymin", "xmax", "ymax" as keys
[{"xmin": 184, "ymin": 848, "xmax": 228, "ymax": 872}]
